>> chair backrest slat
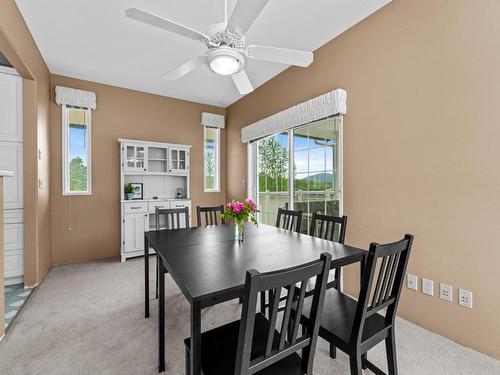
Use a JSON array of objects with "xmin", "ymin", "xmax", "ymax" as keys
[
  {"xmin": 379, "ymin": 253, "xmax": 396, "ymax": 304},
  {"xmin": 371, "ymin": 255, "xmax": 388, "ymax": 306},
  {"xmin": 278, "ymin": 283, "xmax": 295, "ymax": 350},
  {"xmin": 265, "ymin": 288, "xmax": 281, "ymax": 357},
  {"xmin": 309, "ymin": 212, "xmax": 347, "ymax": 244},
  {"xmin": 351, "ymin": 234, "xmax": 414, "ymax": 346},
  {"xmin": 155, "ymin": 207, "xmax": 190, "ymax": 230},
  {"xmin": 290, "ymin": 280, "xmax": 307, "ymax": 345},
  {"xmin": 234, "ymin": 253, "xmax": 332, "ymax": 375},
  {"xmin": 384, "ymin": 252, "xmax": 400, "ymax": 302},
  {"xmin": 275, "ymin": 208, "xmax": 303, "ymax": 233},
  {"xmin": 196, "ymin": 205, "xmax": 225, "ymax": 227}
]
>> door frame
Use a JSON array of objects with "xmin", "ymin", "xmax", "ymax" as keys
[{"xmin": 247, "ymin": 115, "xmax": 344, "ymax": 287}]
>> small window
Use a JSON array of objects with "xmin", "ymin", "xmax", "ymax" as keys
[
  {"xmin": 204, "ymin": 126, "xmax": 220, "ymax": 192},
  {"xmin": 62, "ymin": 105, "xmax": 91, "ymax": 195}
]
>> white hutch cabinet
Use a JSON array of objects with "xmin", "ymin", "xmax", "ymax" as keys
[{"xmin": 119, "ymin": 139, "xmax": 191, "ymax": 262}]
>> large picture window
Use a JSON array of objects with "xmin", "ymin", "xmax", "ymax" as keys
[
  {"xmin": 62, "ymin": 105, "xmax": 91, "ymax": 195},
  {"xmin": 253, "ymin": 115, "xmax": 342, "ymax": 233},
  {"xmin": 204, "ymin": 126, "xmax": 220, "ymax": 192},
  {"xmin": 257, "ymin": 132, "xmax": 289, "ymax": 225}
]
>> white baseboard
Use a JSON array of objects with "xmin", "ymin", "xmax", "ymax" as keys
[{"xmin": 4, "ymin": 276, "xmax": 23, "ymax": 286}]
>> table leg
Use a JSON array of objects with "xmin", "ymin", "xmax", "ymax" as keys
[
  {"xmin": 190, "ymin": 301, "xmax": 202, "ymax": 375},
  {"xmin": 145, "ymin": 235, "xmax": 149, "ymax": 319},
  {"xmin": 159, "ymin": 260, "xmax": 166, "ymax": 373},
  {"xmin": 360, "ymin": 254, "xmax": 366, "ymax": 286}
]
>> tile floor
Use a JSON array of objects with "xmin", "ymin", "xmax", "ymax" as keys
[{"xmin": 4, "ymin": 283, "xmax": 31, "ymax": 329}]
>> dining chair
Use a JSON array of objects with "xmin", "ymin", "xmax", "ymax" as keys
[
  {"xmin": 184, "ymin": 253, "xmax": 332, "ymax": 375},
  {"xmin": 154, "ymin": 207, "xmax": 190, "ymax": 298},
  {"xmin": 196, "ymin": 205, "xmax": 225, "ymax": 226},
  {"xmin": 259, "ymin": 207, "xmax": 304, "ymax": 314},
  {"xmin": 307, "ymin": 213, "xmax": 348, "ymax": 359},
  {"xmin": 298, "ymin": 234, "xmax": 414, "ymax": 375},
  {"xmin": 275, "ymin": 207, "xmax": 303, "ymax": 233},
  {"xmin": 309, "ymin": 213, "xmax": 348, "ymax": 291}
]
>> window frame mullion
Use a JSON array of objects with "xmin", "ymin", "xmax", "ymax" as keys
[{"xmin": 288, "ymin": 129, "xmax": 294, "ymax": 211}]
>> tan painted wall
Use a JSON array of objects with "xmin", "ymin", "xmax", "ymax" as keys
[
  {"xmin": 226, "ymin": 0, "xmax": 500, "ymax": 359},
  {"xmin": 0, "ymin": 0, "xmax": 52, "ymax": 286},
  {"xmin": 50, "ymin": 75, "xmax": 226, "ymax": 264}
]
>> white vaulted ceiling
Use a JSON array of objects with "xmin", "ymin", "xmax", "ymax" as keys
[{"xmin": 16, "ymin": 0, "xmax": 391, "ymax": 107}]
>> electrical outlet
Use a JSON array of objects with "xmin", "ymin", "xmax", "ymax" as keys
[
  {"xmin": 439, "ymin": 283, "xmax": 453, "ymax": 302},
  {"xmin": 422, "ymin": 278, "xmax": 434, "ymax": 296},
  {"xmin": 407, "ymin": 274, "xmax": 418, "ymax": 291},
  {"xmin": 459, "ymin": 289, "xmax": 473, "ymax": 309}
]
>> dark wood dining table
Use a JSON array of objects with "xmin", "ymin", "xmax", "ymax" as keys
[{"xmin": 144, "ymin": 223, "xmax": 367, "ymax": 374}]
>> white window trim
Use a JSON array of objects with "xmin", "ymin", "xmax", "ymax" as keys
[
  {"xmin": 62, "ymin": 104, "xmax": 92, "ymax": 195},
  {"xmin": 204, "ymin": 126, "xmax": 220, "ymax": 192}
]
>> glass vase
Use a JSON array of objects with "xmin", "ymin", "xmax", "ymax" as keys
[{"xmin": 234, "ymin": 221, "xmax": 245, "ymax": 241}]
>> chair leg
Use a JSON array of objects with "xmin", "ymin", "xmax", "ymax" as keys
[
  {"xmin": 156, "ymin": 255, "xmax": 159, "ymax": 299},
  {"xmin": 329, "ymin": 344, "xmax": 337, "ymax": 359},
  {"xmin": 301, "ymin": 325, "xmax": 308, "ymax": 361},
  {"xmin": 349, "ymin": 353, "xmax": 362, "ymax": 375},
  {"xmin": 335, "ymin": 267, "xmax": 342, "ymax": 291},
  {"xmin": 361, "ymin": 353, "xmax": 367, "ymax": 370},
  {"xmin": 185, "ymin": 346, "xmax": 191, "ymax": 375},
  {"xmin": 386, "ymin": 329, "xmax": 398, "ymax": 375}
]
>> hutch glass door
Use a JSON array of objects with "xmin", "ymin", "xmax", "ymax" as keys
[{"xmin": 125, "ymin": 144, "xmax": 146, "ymax": 172}]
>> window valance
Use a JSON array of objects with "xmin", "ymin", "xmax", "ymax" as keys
[
  {"xmin": 241, "ymin": 88, "xmax": 346, "ymax": 143},
  {"xmin": 55, "ymin": 86, "xmax": 97, "ymax": 110},
  {"xmin": 201, "ymin": 112, "xmax": 225, "ymax": 128}
]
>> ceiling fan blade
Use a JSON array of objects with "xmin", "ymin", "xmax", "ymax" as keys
[
  {"xmin": 125, "ymin": 8, "xmax": 209, "ymax": 44},
  {"xmin": 232, "ymin": 70, "xmax": 254, "ymax": 95},
  {"xmin": 226, "ymin": 0, "xmax": 270, "ymax": 39},
  {"xmin": 247, "ymin": 45, "xmax": 313, "ymax": 67},
  {"xmin": 163, "ymin": 56, "xmax": 203, "ymax": 80}
]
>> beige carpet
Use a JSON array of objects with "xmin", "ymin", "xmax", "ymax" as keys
[{"xmin": 0, "ymin": 257, "xmax": 499, "ymax": 375}]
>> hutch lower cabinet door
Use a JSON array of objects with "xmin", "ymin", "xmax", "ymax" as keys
[{"xmin": 123, "ymin": 213, "xmax": 148, "ymax": 253}]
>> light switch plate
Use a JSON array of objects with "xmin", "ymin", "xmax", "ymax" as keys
[
  {"xmin": 422, "ymin": 278, "xmax": 434, "ymax": 296},
  {"xmin": 407, "ymin": 274, "xmax": 418, "ymax": 291}
]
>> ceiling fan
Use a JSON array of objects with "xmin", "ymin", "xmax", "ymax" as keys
[{"xmin": 125, "ymin": 0, "xmax": 313, "ymax": 95}]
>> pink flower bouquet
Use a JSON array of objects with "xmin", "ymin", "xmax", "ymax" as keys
[{"xmin": 221, "ymin": 198, "xmax": 258, "ymax": 240}]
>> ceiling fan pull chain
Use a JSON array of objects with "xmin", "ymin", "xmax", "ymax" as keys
[{"xmin": 224, "ymin": 0, "xmax": 228, "ymax": 24}]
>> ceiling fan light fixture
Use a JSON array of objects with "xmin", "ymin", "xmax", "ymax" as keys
[
  {"xmin": 206, "ymin": 47, "xmax": 245, "ymax": 76},
  {"xmin": 209, "ymin": 55, "xmax": 240, "ymax": 75}
]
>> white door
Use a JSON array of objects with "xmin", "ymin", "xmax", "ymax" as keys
[
  {"xmin": 0, "ymin": 141, "xmax": 23, "ymax": 209},
  {"xmin": 124, "ymin": 213, "xmax": 148, "ymax": 253},
  {"xmin": 3, "ymin": 223, "xmax": 23, "ymax": 278},
  {"xmin": 0, "ymin": 70, "xmax": 23, "ymax": 142},
  {"xmin": 0, "ymin": 69, "xmax": 24, "ymax": 281}
]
